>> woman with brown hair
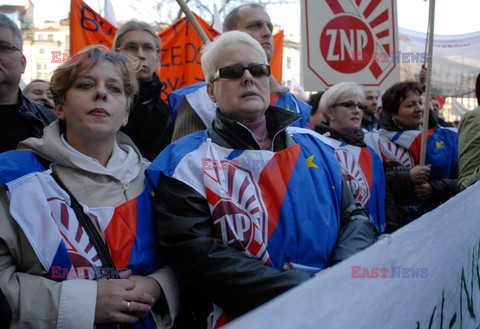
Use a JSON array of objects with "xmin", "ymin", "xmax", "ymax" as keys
[
  {"xmin": 0, "ymin": 46, "xmax": 177, "ymax": 328},
  {"xmin": 366, "ymin": 81, "xmax": 458, "ymax": 229}
]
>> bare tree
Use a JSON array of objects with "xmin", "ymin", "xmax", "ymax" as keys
[{"xmin": 129, "ymin": 0, "xmax": 294, "ymax": 26}]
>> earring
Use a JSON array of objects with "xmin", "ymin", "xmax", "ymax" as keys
[{"xmin": 392, "ymin": 116, "xmax": 401, "ymax": 129}]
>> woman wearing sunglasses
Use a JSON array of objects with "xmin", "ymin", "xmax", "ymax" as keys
[
  {"xmin": 315, "ymin": 81, "xmax": 386, "ymax": 235},
  {"xmin": 148, "ymin": 31, "xmax": 374, "ymax": 328},
  {"xmin": 0, "ymin": 46, "xmax": 178, "ymax": 328},
  {"xmin": 365, "ymin": 81, "xmax": 458, "ymax": 231}
]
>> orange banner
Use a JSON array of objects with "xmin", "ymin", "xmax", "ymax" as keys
[
  {"xmin": 271, "ymin": 30, "xmax": 284, "ymax": 83},
  {"xmin": 70, "ymin": 0, "xmax": 116, "ymax": 55},
  {"xmin": 158, "ymin": 13, "xmax": 220, "ymax": 99},
  {"xmin": 69, "ymin": 0, "xmax": 283, "ymax": 98}
]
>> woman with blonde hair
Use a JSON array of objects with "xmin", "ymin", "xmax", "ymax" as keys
[{"xmin": 315, "ymin": 81, "xmax": 386, "ymax": 234}]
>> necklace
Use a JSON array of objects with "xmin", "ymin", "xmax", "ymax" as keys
[{"xmin": 258, "ymin": 132, "xmax": 268, "ymax": 149}]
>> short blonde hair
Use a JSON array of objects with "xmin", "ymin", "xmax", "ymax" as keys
[
  {"xmin": 201, "ymin": 30, "xmax": 268, "ymax": 83},
  {"xmin": 319, "ymin": 82, "xmax": 365, "ymax": 124},
  {"xmin": 50, "ymin": 45, "xmax": 139, "ymax": 111}
]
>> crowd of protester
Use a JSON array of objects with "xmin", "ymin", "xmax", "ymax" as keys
[{"xmin": 0, "ymin": 2, "xmax": 477, "ymax": 328}]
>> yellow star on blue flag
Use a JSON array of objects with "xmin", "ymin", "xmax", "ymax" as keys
[
  {"xmin": 435, "ymin": 141, "xmax": 444, "ymax": 149},
  {"xmin": 306, "ymin": 155, "xmax": 319, "ymax": 168}
]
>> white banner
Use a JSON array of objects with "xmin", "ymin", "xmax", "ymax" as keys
[
  {"xmin": 226, "ymin": 182, "xmax": 480, "ymax": 329},
  {"xmin": 301, "ymin": 0, "xmax": 400, "ymax": 91},
  {"xmin": 399, "ymin": 27, "xmax": 480, "ymax": 97},
  {"xmin": 451, "ymin": 98, "xmax": 469, "ymax": 116}
]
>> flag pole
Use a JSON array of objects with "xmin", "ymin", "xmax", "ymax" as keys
[
  {"xmin": 419, "ymin": 0, "xmax": 436, "ymax": 165},
  {"xmin": 175, "ymin": 0, "xmax": 210, "ymax": 44}
]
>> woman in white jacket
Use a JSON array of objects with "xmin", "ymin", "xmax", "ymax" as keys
[{"xmin": 0, "ymin": 45, "xmax": 178, "ymax": 328}]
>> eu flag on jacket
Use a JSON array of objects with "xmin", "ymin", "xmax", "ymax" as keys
[
  {"xmin": 364, "ymin": 126, "xmax": 458, "ymax": 221},
  {"xmin": 147, "ymin": 128, "xmax": 343, "ymax": 272},
  {"xmin": 318, "ymin": 134, "xmax": 386, "ymax": 235},
  {"xmin": 0, "ymin": 150, "xmax": 160, "ymax": 328}
]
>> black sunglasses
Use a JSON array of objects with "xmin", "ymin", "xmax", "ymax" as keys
[
  {"xmin": 333, "ymin": 101, "xmax": 367, "ymax": 111},
  {"xmin": 212, "ymin": 64, "xmax": 271, "ymax": 82}
]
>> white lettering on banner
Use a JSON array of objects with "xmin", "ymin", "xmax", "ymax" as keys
[
  {"xmin": 325, "ymin": 29, "xmax": 369, "ymax": 62},
  {"xmin": 325, "ymin": 30, "xmax": 339, "ymax": 61},
  {"xmin": 225, "ymin": 182, "xmax": 480, "ymax": 329}
]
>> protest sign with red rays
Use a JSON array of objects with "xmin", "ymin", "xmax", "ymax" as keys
[{"xmin": 301, "ymin": 0, "xmax": 400, "ymax": 90}]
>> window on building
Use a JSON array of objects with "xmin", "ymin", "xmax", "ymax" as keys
[
  {"xmin": 48, "ymin": 34, "xmax": 54, "ymax": 41},
  {"xmin": 39, "ymin": 48, "xmax": 44, "ymax": 54},
  {"xmin": 287, "ymin": 56, "xmax": 292, "ymax": 69},
  {"xmin": 36, "ymin": 63, "xmax": 48, "ymax": 79},
  {"xmin": 37, "ymin": 34, "xmax": 43, "ymax": 41}
]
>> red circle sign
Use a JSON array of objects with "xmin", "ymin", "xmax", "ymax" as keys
[{"xmin": 320, "ymin": 15, "xmax": 374, "ymax": 74}]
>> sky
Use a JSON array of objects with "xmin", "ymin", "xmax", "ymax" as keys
[{"xmin": 31, "ymin": 0, "xmax": 480, "ymax": 36}]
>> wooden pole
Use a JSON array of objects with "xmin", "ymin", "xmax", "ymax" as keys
[
  {"xmin": 419, "ymin": 0, "xmax": 436, "ymax": 165},
  {"xmin": 175, "ymin": 0, "xmax": 210, "ymax": 44}
]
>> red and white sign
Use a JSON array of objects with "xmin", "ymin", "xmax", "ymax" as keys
[{"xmin": 301, "ymin": 0, "xmax": 400, "ymax": 90}]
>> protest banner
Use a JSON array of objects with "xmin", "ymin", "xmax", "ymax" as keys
[
  {"xmin": 70, "ymin": 0, "xmax": 116, "ymax": 55},
  {"xmin": 225, "ymin": 182, "xmax": 480, "ymax": 329},
  {"xmin": 158, "ymin": 13, "xmax": 219, "ymax": 99},
  {"xmin": 70, "ymin": 0, "xmax": 283, "ymax": 99}
]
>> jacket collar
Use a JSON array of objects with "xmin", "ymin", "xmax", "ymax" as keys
[
  {"xmin": 209, "ymin": 106, "xmax": 301, "ymax": 151},
  {"xmin": 314, "ymin": 123, "xmax": 365, "ymax": 147},
  {"xmin": 138, "ymin": 73, "xmax": 162, "ymax": 104},
  {"xmin": 18, "ymin": 89, "xmax": 56, "ymax": 122},
  {"xmin": 18, "ymin": 89, "xmax": 38, "ymax": 118}
]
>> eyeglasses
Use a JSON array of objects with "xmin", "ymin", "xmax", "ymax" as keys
[
  {"xmin": 0, "ymin": 41, "xmax": 21, "ymax": 54},
  {"xmin": 333, "ymin": 101, "xmax": 367, "ymax": 111},
  {"xmin": 117, "ymin": 43, "xmax": 158, "ymax": 54},
  {"xmin": 212, "ymin": 64, "xmax": 271, "ymax": 82}
]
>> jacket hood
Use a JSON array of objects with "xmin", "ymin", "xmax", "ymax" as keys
[{"xmin": 18, "ymin": 120, "xmax": 145, "ymax": 183}]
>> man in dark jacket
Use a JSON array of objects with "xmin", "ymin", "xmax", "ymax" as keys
[
  {"xmin": 0, "ymin": 13, "xmax": 55, "ymax": 153},
  {"xmin": 113, "ymin": 21, "xmax": 173, "ymax": 161},
  {"xmin": 171, "ymin": 3, "xmax": 311, "ymax": 141},
  {"xmin": 361, "ymin": 90, "xmax": 379, "ymax": 131}
]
